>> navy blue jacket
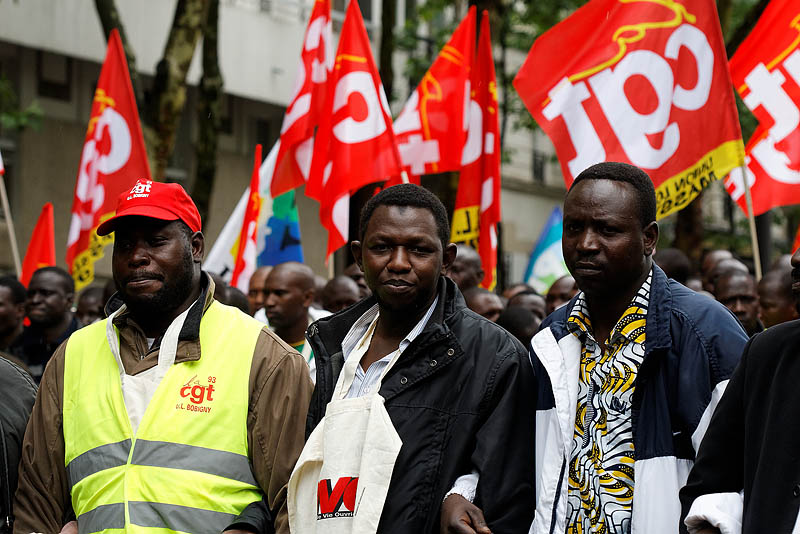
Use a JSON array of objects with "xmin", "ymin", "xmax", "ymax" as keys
[{"xmin": 528, "ymin": 265, "xmax": 747, "ymax": 534}]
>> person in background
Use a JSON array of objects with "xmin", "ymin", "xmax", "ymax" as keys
[
  {"xmin": 714, "ymin": 269, "xmax": 763, "ymax": 336},
  {"xmin": 701, "ymin": 249, "xmax": 733, "ymax": 293},
  {"xmin": 263, "ymin": 262, "xmax": 330, "ymax": 382},
  {"xmin": 11, "ymin": 267, "xmax": 80, "ymax": 383},
  {"xmin": 246, "ymin": 266, "xmax": 272, "ymax": 317},
  {"xmin": 223, "ymin": 286, "xmax": 252, "ymax": 315},
  {"xmin": 321, "ymin": 275, "xmax": 361, "ymax": 314},
  {"xmin": 757, "ymin": 267, "xmax": 798, "ymax": 328},
  {"xmin": 654, "ymin": 247, "xmax": 691, "ymax": 285},
  {"xmin": 463, "ymin": 287, "xmax": 504, "ymax": 323},
  {"xmin": 507, "ymin": 289, "xmax": 546, "ymax": 324},
  {"xmin": 343, "ymin": 262, "xmax": 371, "ymax": 299},
  {"xmin": 312, "ymin": 275, "xmax": 327, "ymax": 310},
  {"xmin": 502, "ymin": 282, "xmax": 536, "ymax": 301},
  {"xmin": 0, "ymin": 276, "xmax": 26, "ymax": 352},
  {"xmin": 446, "ymin": 244, "xmax": 484, "ymax": 292},
  {"xmin": 706, "ymin": 257, "xmax": 749, "ymax": 296},
  {"xmin": 0, "ymin": 355, "xmax": 36, "ymax": 534},
  {"xmin": 496, "ymin": 306, "xmax": 539, "ymax": 347},
  {"xmin": 545, "ymin": 275, "xmax": 578, "ymax": 315},
  {"xmin": 75, "ymin": 287, "xmax": 105, "ymax": 326}
]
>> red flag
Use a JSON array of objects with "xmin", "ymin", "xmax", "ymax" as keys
[
  {"xmin": 66, "ymin": 29, "xmax": 151, "ymax": 290},
  {"xmin": 724, "ymin": 0, "xmax": 800, "ymax": 215},
  {"xmin": 451, "ymin": 11, "xmax": 501, "ymax": 290},
  {"xmin": 0, "ymin": 147, "xmax": 5, "ymax": 175},
  {"xmin": 272, "ymin": 0, "xmax": 333, "ymax": 198},
  {"xmin": 21, "ymin": 203, "xmax": 55, "ymax": 287},
  {"xmin": 513, "ymin": 0, "xmax": 744, "ymax": 219},
  {"xmin": 793, "ymin": 222, "xmax": 800, "ymax": 254},
  {"xmin": 393, "ymin": 7, "xmax": 475, "ymax": 181},
  {"xmin": 308, "ymin": 0, "xmax": 402, "ymax": 259},
  {"xmin": 231, "ymin": 145, "xmax": 263, "ymax": 292}
]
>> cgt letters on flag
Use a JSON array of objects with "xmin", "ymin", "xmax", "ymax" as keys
[
  {"xmin": 725, "ymin": 0, "xmax": 800, "ymax": 215},
  {"xmin": 514, "ymin": 0, "xmax": 744, "ymax": 219}
]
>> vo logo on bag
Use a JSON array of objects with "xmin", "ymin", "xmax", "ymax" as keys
[{"xmin": 317, "ymin": 477, "xmax": 359, "ymax": 519}]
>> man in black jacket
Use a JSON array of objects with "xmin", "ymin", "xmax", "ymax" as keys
[
  {"xmin": 0, "ymin": 356, "xmax": 36, "ymax": 533},
  {"xmin": 305, "ymin": 184, "xmax": 536, "ymax": 534},
  {"xmin": 679, "ymin": 247, "xmax": 800, "ymax": 533}
]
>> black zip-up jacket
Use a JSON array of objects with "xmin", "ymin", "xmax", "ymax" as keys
[
  {"xmin": 306, "ymin": 277, "xmax": 536, "ymax": 534},
  {"xmin": 680, "ymin": 319, "xmax": 800, "ymax": 532},
  {"xmin": 0, "ymin": 355, "xmax": 36, "ymax": 534}
]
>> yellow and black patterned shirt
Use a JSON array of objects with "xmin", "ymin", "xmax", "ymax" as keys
[{"xmin": 565, "ymin": 271, "xmax": 651, "ymax": 534}]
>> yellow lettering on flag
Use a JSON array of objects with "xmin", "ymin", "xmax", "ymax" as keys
[
  {"xmin": 451, "ymin": 205, "xmax": 480, "ymax": 250},
  {"xmin": 71, "ymin": 212, "xmax": 115, "ymax": 291}
]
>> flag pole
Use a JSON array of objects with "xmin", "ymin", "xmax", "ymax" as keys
[
  {"xmin": 741, "ymin": 164, "xmax": 762, "ymax": 281},
  {"xmin": 0, "ymin": 175, "xmax": 22, "ymax": 277}
]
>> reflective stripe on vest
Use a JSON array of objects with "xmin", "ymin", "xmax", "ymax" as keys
[{"xmin": 63, "ymin": 301, "xmax": 265, "ymax": 533}]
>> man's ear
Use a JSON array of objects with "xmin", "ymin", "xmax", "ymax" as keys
[
  {"xmin": 351, "ymin": 241, "xmax": 363, "ymax": 271},
  {"xmin": 192, "ymin": 232, "xmax": 205, "ymax": 262},
  {"xmin": 643, "ymin": 221, "xmax": 659, "ymax": 256},
  {"xmin": 302, "ymin": 288, "xmax": 315, "ymax": 308},
  {"xmin": 442, "ymin": 243, "xmax": 457, "ymax": 274}
]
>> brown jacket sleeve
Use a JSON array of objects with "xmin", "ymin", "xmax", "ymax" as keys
[
  {"xmin": 247, "ymin": 329, "xmax": 313, "ymax": 534},
  {"xmin": 13, "ymin": 341, "xmax": 70, "ymax": 534}
]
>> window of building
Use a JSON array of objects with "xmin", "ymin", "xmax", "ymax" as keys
[
  {"xmin": 333, "ymin": 0, "xmax": 373, "ymax": 23},
  {"xmin": 37, "ymin": 51, "xmax": 72, "ymax": 101}
]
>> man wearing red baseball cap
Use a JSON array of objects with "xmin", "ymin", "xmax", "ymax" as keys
[{"xmin": 15, "ymin": 180, "xmax": 312, "ymax": 534}]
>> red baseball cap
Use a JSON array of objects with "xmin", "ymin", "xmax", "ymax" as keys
[{"xmin": 96, "ymin": 179, "xmax": 202, "ymax": 236}]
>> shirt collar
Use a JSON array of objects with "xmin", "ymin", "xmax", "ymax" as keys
[
  {"xmin": 341, "ymin": 295, "xmax": 439, "ymax": 361},
  {"xmin": 567, "ymin": 269, "xmax": 652, "ymax": 345}
]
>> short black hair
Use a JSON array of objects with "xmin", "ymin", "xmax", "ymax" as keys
[
  {"xmin": 0, "ymin": 275, "xmax": 26, "ymax": 304},
  {"xmin": 31, "ymin": 266, "xmax": 74, "ymax": 294},
  {"xmin": 654, "ymin": 248, "xmax": 691, "ymax": 284},
  {"xmin": 569, "ymin": 162, "xmax": 656, "ymax": 227},
  {"xmin": 359, "ymin": 184, "xmax": 450, "ymax": 250}
]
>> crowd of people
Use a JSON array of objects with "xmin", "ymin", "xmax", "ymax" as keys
[{"xmin": 0, "ymin": 162, "xmax": 798, "ymax": 534}]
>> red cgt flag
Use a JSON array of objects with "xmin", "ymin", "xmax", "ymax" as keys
[
  {"xmin": 21, "ymin": 203, "xmax": 56, "ymax": 287},
  {"xmin": 513, "ymin": 0, "xmax": 744, "ymax": 219},
  {"xmin": 66, "ymin": 29, "xmax": 151, "ymax": 290},
  {"xmin": 308, "ymin": 0, "xmax": 402, "ymax": 259},
  {"xmin": 393, "ymin": 7, "xmax": 475, "ymax": 181},
  {"xmin": 272, "ymin": 0, "xmax": 333, "ymax": 198},
  {"xmin": 451, "ymin": 11, "xmax": 501, "ymax": 290},
  {"xmin": 724, "ymin": 0, "xmax": 800, "ymax": 215},
  {"xmin": 231, "ymin": 145, "xmax": 263, "ymax": 292}
]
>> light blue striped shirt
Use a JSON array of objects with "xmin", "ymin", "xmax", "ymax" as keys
[{"xmin": 342, "ymin": 296, "xmax": 439, "ymax": 398}]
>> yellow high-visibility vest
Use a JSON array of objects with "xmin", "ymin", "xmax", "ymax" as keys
[{"xmin": 63, "ymin": 301, "xmax": 264, "ymax": 534}]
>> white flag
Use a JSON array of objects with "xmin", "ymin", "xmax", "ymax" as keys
[{"xmin": 204, "ymin": 141, "xmax": 279, "ymax": 279}]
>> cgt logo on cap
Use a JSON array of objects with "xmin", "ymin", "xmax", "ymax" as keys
[{"xmin": 127, "ymin": 179, "xmax": 153, "ymax": 200}]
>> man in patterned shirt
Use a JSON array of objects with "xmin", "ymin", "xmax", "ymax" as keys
[{"xmin": 442, "ymin": 162, "xmax": 748, "ymax": 533}]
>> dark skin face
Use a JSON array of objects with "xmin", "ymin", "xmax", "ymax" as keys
[
  {"xmin": 0, "ymin": 286, "xmax": 24, "ymax": 344},
  {"xmin": 446, "ymin": 254, "xmax": 483, "ymax": 291},
  {"xmin": 546, "ymin": 275, "xmax": 577, "ymax": 315},
  {"xmin": 247, "ymin": 266, "xmax": 272, "ymax": 316},
  {"xmin": 563, "ymin": 179, "xmax": 658, "ymax": 346},
  {"xmin": 467, "ymin": 292, "xmax": 504, "ymax": 322},
  {"xmin": 263, "ymin": 268, "xmax": 314, "ymax": 344},
  {"xmin": 26, "ymin": 272, "xmax": 74, "ymax": 329},
  {"xmin": 343, "ymin": 262, "xmax": 371, "ymax": 299},
  {"xmin": 76, "ymin": 293, "xmax": 104, "ymax": 326},
  {"xmin": 352, "ymin": 205, "xmax": 456, "ymax": 370},
  {"xmin": 322, "ymin": 277, "xmax": 361, "ymax": 314},
  {"xmin": 508, "ymin": 293, "xmax": 546, "ymax": 322},
  {"xmin": 112, "ymin": 217, "xmax": 203, "ymax": 338},
  {"xmin": 715, "ymin": 274, "xmax": 760, "ymax": 335},
  {"xmin": 758, "ymin": 275, "xmax": 798, "ymax": 328}
]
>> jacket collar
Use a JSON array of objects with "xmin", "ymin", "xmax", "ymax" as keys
[
  {"xmin": 542, "ymin": 264, "xmax": 672, "ymax": 355},
  {"xmin": 311, "ymin": 276, "xmax": 463, "ymax": 356}
]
